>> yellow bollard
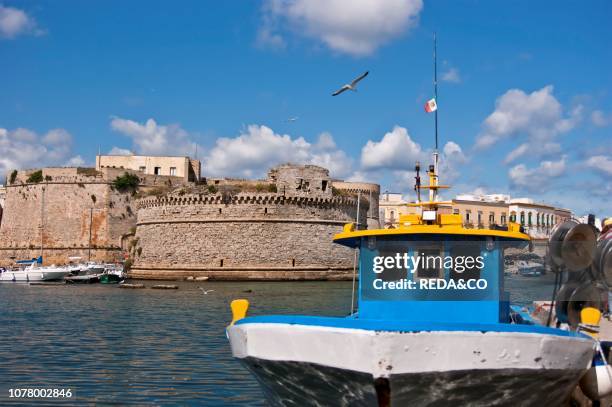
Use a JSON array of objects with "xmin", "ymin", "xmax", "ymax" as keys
[
  {"xmin": 230, "ymin": 299, "xmax": 250, "ymax": 325},
  {"xmin": 580, "ymin": 307, "xmax": 602, "ymax": 338}
]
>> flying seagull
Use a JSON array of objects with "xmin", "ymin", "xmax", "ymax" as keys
[
  {"xmin": 332, "ymin": 71, "xmax": 369, "ymax": 96},
  {"xmin": 286, "ymin": 116, "xmax": 299, "ymax": 122},
  {"xmin": 198, "ymin": 287, "xmax": 215, "ymax": 295}
]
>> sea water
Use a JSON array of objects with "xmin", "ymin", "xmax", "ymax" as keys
[{"xmin": 0, "ymin": 276, "xmax": 552, "ymax": 405}]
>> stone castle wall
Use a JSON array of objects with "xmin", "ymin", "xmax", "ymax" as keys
[
  {"xmin": 0, "ymin": 167, "xmax": 187, "ymax": 266},
  {"xmin": 332, "ymin": 181, "xmax": 380, "ymax": 228},
  {"xmin": 129, "ymin": 192, "xmax": 367, "ymax": 280}
]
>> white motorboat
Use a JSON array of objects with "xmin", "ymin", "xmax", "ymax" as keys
[{"xmin": 0, "ymin": 261, "xmax": 70, "ymax": 282}]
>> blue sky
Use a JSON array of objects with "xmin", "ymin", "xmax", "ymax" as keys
[{"xmin": 0, "ymin": 0, "xmax": 610, "ymax": 216}]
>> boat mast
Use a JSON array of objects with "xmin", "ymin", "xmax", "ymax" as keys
[
  {"xmin": 40, "ymin": 183, "xmax": 45, "ymax": 260},
  {"xmin": 431, "ymin": 32, "xmax": 439, "ymax": 203}
]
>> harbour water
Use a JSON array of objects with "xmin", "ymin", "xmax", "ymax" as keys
[{"xmin": 0, "ymin": 276, "xmax": 552, "ymax": 405}]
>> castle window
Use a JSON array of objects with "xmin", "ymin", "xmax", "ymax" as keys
[
  {"xmin": 169, "ymin": 167, "xmax": 177, "ymax": 176},
  {"xmin": 139, "ymin": 166, "xmax": 146, "ymax": 172},
  {"xmin": 154, "ymin": 167, "xmax": 161, "ymax": 175},
  {"xmin": 321, "ymin": 180, "xmax": 328, "ymax": 192}
]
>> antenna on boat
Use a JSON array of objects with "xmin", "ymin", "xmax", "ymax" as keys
[
  {"xmin": 411, "ymin": 33, "xmax": 450, "ymax": 216},
  {"xmin": 431, "ymin": 32, "xmax": 439, "ymax": 203}
]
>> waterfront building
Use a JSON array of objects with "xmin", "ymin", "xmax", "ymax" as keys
[
  {"xmin": 452, "ymin": 193, "xmax": 510, "ymax": 229},
  {"xmin": 508, "ymin": 198, "xmax": 563, "ymax": 239},
  {"xmin": 379, "ymin": 192, "xmax": 411, "ymax": 228},
  {"xmin": 380, "ymin": 192, "xmax": 574, "ymax": 239},
  {"xmin": 95, "ymin": 154, "xmax": 201, "ymax": 182}
]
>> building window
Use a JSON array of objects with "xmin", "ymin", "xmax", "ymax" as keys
[
  {"xmin": 501, "ymin": 214, "xmax": 507, "ymax": 224},
  {"xmin": 169, "ymin": 167, "xmax": 177, "ymax": 176},
  {"xmin": 489, "ymin": 212, "xmax": 494, "ymax": 224},
  {"xmin": 520, "ymin": 211, "xmax": 525, "ymax": 225},
  {"xmin": 321, "ymin": 180, "xmax": 328, "ymax": 192},
  {"xmin": 453, "ymin": 209, "xmax": 460, "ymax": 215},
  {"xmin": 528, "ymin": 212, "xmax": 532, "ymax": 227},
  {"xmin": 465, "ymin": 210, "xmax": 471, "ymax": 222},
  {"xmin": 154, "ymin": 167, "xmax": 161, "ymax": 175},
  {"xmin": 477, "ymin": 211, "xmax": 482, "ymax": 225},
  {"xmin": 139, "ymin": 166, "xmax": 146, "ymax": 172}
]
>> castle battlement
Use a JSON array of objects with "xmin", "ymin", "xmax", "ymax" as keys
[{"xmin": 136, "ymin": 193, "xmax": 360, "ymax": 210}]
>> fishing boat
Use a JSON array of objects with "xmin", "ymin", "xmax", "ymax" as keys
[
  {"xmin": 64, "ymin": 258, "xmax": 103, "ymax": 283},
  {"xmin": 99, "ymin": 272, "xmax": 122, "ymax": 284},
  {"xmin": 99, "ymin": 263, "xmax": 126, "ymax": 284},
  {"xmin": 226, "ymin": 37, "xmax": 607, "ymax": 405},
  {"xmin": 227, "ymin": 198, "xmax": 599, "ymax": 404},
  {"xmin": 0, "ymin": 257, "xmax": 70, "ymax": 283}
]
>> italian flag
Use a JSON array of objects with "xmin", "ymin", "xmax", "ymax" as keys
[{"xmin": 424, "ymin": 98, "xmax": 437, "ymax": 113}]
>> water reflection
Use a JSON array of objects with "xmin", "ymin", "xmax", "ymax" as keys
[{"xmin": 0, "ymin": 281, "xmax": 352, "ymax": 405}]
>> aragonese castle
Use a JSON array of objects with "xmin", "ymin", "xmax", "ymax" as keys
[{"xmin": 0, "ymin": 156, "xmax": 379, "ymax": 280}]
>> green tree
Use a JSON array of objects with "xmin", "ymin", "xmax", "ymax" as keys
[
  {"xmin": 26, "ymin": 170, "xmax": 43, "ymax": 184},
  {"xmin": 113, "ymin": 172, "xmax": 140, "ymax": 191}
]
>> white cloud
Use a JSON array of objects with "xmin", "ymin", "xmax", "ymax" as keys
[
  {"xmin": 261, "ymin": 0, "xmax": 423, "ymax": 56},
  {"xmin": 503, "ymin": 142, "xmax": 561, "ymax": 164},
  {"xmin": 360, "ymin": 126, "xmax": 425, "ymax": 171},
  {"xmin": 65, "ymin": 155, "xmax": 86, "ymax": 167},
  {"xmin": 108, "ymin": 147, "xmax": 133, "ymax": 156},
  {"xmin": 441, "ymin": 68, "xmax": 461, "ymax": 83},
  {"xmin": 0, "ymin": 127, "xmax": 77, "ymax": 180},
  {"xmin": 110, "ymin": 117, "xmax": 198, "ymax": 157},
  {"xmin": 585, "ymin": 155, "xmax": 612, "ymax": 177},
  {"xmin": 475, "ymin": 85, "xmax": 582, "ymax": 151},
  {"xmin": 204, "ymin": 125, "xmax": 352, "ymax": 178},
  {"xmin": 256, "ymin": 3, "xmax": 287, "ymax": 50},
  {"xmin": 591, "ymin": 110, "xmax": 610, "ymax": 127},
  {"xmin": 358, "ymin": 126, "xmax": 466, "ymax": 190},
  {"xmin": 508, "ymin": 156, "xmax": 567, "ymax": 192},
  {"xmin": 0, "ymin": 5, "xmax": 43, "ymax": 39}
]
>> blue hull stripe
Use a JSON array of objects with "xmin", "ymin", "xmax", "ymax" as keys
[{"xmin": 235, "ymin": 315, "xmax": 591, "ymax": 339}]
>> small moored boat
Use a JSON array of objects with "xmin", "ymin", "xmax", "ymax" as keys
[{"xmin": 0, "ymin": 257, "xmax": 70, "ymax": 283}]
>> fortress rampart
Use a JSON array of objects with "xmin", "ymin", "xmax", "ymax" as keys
[
  {"xmin": 129, "ymin": 164, "xmax": 378, "ymax": 280},
  {"xmin": 332, "ymin": 181, "xmax": 380, "ymax": 228},
  {"xmin": 129, "ymin": 192, "xmax": 366, "ymax": 280},
  {"xmin": 0, "ymin": 167, "xmax": 186, "ymax": 266}
]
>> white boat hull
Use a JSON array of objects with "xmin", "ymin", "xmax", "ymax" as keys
[
  {"xmin": 228, "ymin": 322, "xmax": 596, "ymax": 406},
  {"xmin": 0, "ymin": 269, "xmax": 69, "ymax": 282}
]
